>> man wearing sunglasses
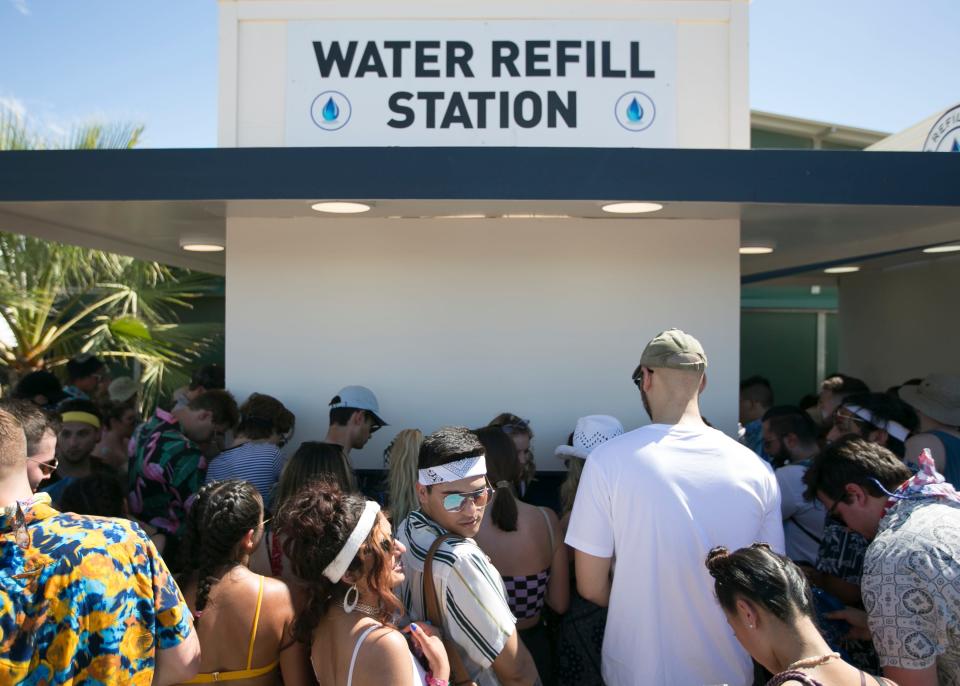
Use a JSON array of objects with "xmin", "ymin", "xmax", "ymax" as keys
[
  {"xmin": 0, "ymin": 399, "xmax": 59, "ymax": 491},
  {"xmin": 566, "ymin": 328, "xmax": 784, "ymax": 686},
  {"xmin": 324, "ymin": 385, "xmax": 388, "ymax": 463},
  {"xmin": 803, "ymin": 436, "xmax": 960, "ymax": 686},
  {"xmin": 397, "ymin": 427, "xmax": 539, "ymax": 686}
]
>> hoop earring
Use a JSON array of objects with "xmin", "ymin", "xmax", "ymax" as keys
[{"xmin": 343, "ymin": 584, "xmax": 359, "ymax": 613}]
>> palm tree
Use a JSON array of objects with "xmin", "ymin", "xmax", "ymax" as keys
[{"xmin": 0, "ymin": 104, "xmax": 222, "ymax": 411}]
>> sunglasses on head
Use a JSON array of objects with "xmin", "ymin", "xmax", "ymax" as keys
[
  {"xmin": 500, "ymin": 418, "xmax": 530, "ymax": 434},
  {"xmin": 441, "ymin": 486, "xmax": 494, "ymax": 513}
]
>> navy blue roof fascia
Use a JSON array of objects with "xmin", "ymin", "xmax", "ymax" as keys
[{"xmin": 1, "ymin": 147, "xmax": 959, "ymax": 206}]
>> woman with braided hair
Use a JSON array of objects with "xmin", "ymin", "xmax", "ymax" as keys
[
  {"xmin": 705, "ymin": 544, "xmax": 895, "ymax": 686},
  {"xmin": 178, "ymin": 479, "xmax": 312, "ymax": 685},
  {"xmin": 275, "ymin": 479, "xmax": 450, "ymax": 686}
]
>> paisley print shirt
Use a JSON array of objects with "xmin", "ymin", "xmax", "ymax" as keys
[
  {"xmin": 863, "ymin": 497, "xmax": 960, "ymax": 684},
  {"xmin": 0, "ymin": 493, "xmax": 193, "ymax": 685},
  {"xmin": 128, "ymin": 408, "xmax": 206, "ymax": 538}
]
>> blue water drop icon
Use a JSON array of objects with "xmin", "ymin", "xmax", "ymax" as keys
[
  {"xmin": 322, "ymin": 97, "xmax": 340, "ymax": 122},
  {"xmin": 953, "ymin": 137, "xmax": 960, "ymax": 153},
  {"xmin": 626, "ymin": 98, "xmax": 643, "ymax": 123}
]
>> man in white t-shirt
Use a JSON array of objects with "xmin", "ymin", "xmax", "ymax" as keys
[{"xmin": 565, "ymin": 328, "xmax": 784, "ymax": 686}]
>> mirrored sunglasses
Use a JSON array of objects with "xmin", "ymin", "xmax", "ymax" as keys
[{"xmin": 442, "ymin": 487, "xmax": 493, "ymax": 513}]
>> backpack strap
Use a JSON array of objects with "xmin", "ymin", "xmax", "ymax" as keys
[{"xmin": 423, "ymin": 533, "xmax": 479, "ymax": 686}]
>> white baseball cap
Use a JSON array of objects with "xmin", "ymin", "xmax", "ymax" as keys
[
  {"xmin": 329, "ymin": 385, "xmax": 388, "ymax": 426},
  {"xmin": 555, "ymin": 415, "xmax": 624, "ymax": 461}
]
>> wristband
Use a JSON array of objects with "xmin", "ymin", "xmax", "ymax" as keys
[{"xmin": 426, "ymin": 672, "xmax": 448, "ymax": 686}]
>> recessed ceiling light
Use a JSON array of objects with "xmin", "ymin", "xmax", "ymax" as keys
[
  {"xmin": 824, "ymin": 266, "xmax": 860, "ymax": 274},
  {"xmin": 739, "ymin": 242, "xmax": 775, "ymax": 255},
  {"xmin": 601, "ymin": 202, "xmax": 663, "ymax": 214},
  {"xmin": 311, "ymin": 201, "xmax": 371, "ymax": 214},
  {"xmin": 179, "ymin": 237, "xmax": 224, "ymax": 252},
  {"xmin": 923, "ymin": 244, "xmax": 960, "ymax": 254},
  {"xmin": 500, "ymin": 214, "xmax": 572, "ymax": 219}
]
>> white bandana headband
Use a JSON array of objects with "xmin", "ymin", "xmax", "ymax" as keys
[
  {"xmin": 322, "ymin": 501, "xmax": 381, "ymax": 583},
  {"xmin": 418, "ymin": 454, "xmax": 487, "ymax": 485},
  {"xmin": 845, "ymin": 404, "xmax": 911, "ymax": 443}
]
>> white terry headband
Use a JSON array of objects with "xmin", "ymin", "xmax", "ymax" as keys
[
  {"xmin": 418, "ymin": 454, "xmax": 487, "ymax": 485},
  {"xmin": 845, "ymin": 404, "xmax": 911, "ymax": 443},
  {"xmin": 322, "ymin": 501, "xmax": 381, "ymax": 583}
]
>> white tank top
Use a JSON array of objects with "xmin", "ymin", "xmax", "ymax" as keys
[{"xmin": 345, "ymin": 623, "xmax": 428, "ymax": 686}]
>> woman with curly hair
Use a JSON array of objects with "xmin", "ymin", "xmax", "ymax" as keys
[
  {"xmin": 275, "ymin": 480, "xmax": 450, "ymax": 686},
  {"xmin": 178, "ymin": 479, "xmax": 312, "ymax": 685},
  {"xmin": 705, "ymin": 544, "xmax": 895, "ymax": 686}
]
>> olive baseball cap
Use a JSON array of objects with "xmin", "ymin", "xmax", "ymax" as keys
[{"xmin": 635, "ymin": 328, "xmax": 708, "ymax": 374}]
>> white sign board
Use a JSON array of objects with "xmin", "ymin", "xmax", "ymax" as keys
[
  {"xmin": 286, "ymin": 21, "xmax": 677, "ymax": 147},
  {"xmin": 923, "ymin": 104, "xmax": 960, "ymax": 152}
]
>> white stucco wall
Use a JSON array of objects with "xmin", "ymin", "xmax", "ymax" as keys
[
  {"xmin": 225, "ymin": 217, "xmax": 741, "ymax": 469},
  {"xmin": 838, "ymin": 256, "xmax": 960, "ymax": 390},
  {"xmin": 218, "ymin": 0, "xmax": 749, "ymax": 149}
]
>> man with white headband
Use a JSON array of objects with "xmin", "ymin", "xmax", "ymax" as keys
[
  {"xmin": 828, "ymin": 391, "xmax": 918, "ymax": 460},
  {"xmin": 396, "ymin": 427, "xmax": 539, "ymax": 686},
  {"xmin": 41, "ymin": 398, "xmax": 103, "ymax": 506}
]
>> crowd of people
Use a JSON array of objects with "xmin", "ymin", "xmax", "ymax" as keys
[{"xmin": 1, "ymin": 332, "xmax": 960, "ymax": 686}]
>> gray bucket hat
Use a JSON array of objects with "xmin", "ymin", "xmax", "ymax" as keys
[{"xmin": 899, "ymin": 373, "xmax": 960, "ymax": 427}]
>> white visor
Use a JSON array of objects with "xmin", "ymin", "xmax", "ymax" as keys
[{"xmin": 322, "ymin": 501, "xmax": 381, "ymax": 583}]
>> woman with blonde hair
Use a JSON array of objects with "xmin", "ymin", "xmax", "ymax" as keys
[{"xmin": 385, "ymin": 429, "xmax": 423, "ymax": 526}]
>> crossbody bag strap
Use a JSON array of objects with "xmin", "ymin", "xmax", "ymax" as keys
[{"xmin": 424, "ymin": 533, "xmax": 478, "ymax": 686}]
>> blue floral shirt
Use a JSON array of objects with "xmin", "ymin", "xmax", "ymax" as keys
[{"xmin": 0, "ymin": 493, "xmax": 193, "ymax": 685}]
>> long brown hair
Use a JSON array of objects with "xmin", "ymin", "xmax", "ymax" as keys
[
  {"xmin": 273, "ymin": 441, "xmax": 356, "ymax": 511},
  {"xmin": 275, "ymin": 481, "xmax": 401, "ymax": 642},
  {"xmin": 474, "ymin": 426, "xmax": 522, "ymax": 532}
]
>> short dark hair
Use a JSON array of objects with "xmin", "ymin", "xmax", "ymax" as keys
[
  {"xmin": 236, "ymin": 393, "xmax": 295, "ymax": 440},
  {"xmin": 60, "ymin": 473, "xmax": 126, "ymax": 518},
  {"xmin": 329, "ymin": 404, "xmax": 361, "ymax": 427},
  {"xmin": 65, "ymin": 354, "xmax": 104, "ymax": 382},
  {"xmin": 418, "ymin": 426, "xmax": 484, "ymax": 470},
  {"xmin": 100, "ymin": 400, "xmax": 137, "ymax": 429},
  {"xmin": 706, "ymin": 544, "xmax": 814, "ymax": 624},
  {"xmin": 187, "ymin": 390, "xmax": 239, "ymax": 429},
  {"xmin": 740, "ymin": 376, "xmax": 774, "ymax": 408},
  {"xmin": 762, "ymin": 406, "xmax": 817, "ymax": 445},
  {"xmin": 821, "ymin": 373, "xmax": 869, "ymax": 397},
  {"xmin": 802, "ymin": 435, "xmax": 912, "ymax": 503},
  {"xmin": 839, "ymin": 392, "xmax": 918, "ymax": 457},
  {"xmin": 189, "ymin": 363, "xmax": 225, "ymax": 391},
  {"xmin": 58, "ymin": 398, "xmax": 102, "ymax": 423},
  {"xmin": 0, "ymin": 399, "xmax": 60, "ymax": 455}
]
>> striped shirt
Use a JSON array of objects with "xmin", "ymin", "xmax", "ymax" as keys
[
  {"xmin": 397, "ymin": 510, "xmax": 515, "ymax": 686},
  {"xmin": 205, "ymin": 441, "xmax": 283, "ymax": 512}
]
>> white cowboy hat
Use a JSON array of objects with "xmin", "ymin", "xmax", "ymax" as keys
[{"xmin": 555, "ymin": 415, "xmax": 624, "ymax": 461}]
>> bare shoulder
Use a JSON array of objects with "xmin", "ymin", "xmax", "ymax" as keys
[
  {"xmin": 352, "ymin": 628, "xmax": 413, "ymax": 684},
  {"xmin": 260, "ymin": 575, "xmax": 297, "ymax": 621},
  {"xmin": 906, "ymin": 432, "xmax": 945, "ymax": 452}
]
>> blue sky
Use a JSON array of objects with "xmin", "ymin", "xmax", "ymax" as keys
[{"xmin": 1, "ymin": 0, "xmax": 957, "ymax": 147}]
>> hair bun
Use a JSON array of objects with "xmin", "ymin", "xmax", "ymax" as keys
[{"xmin": 705, "ymin": 546, "xmax": 732, "ymax": 573}]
